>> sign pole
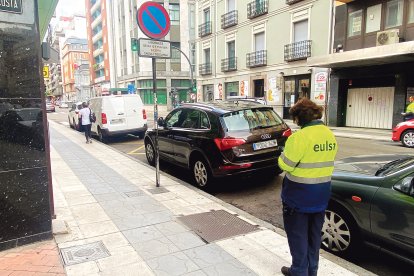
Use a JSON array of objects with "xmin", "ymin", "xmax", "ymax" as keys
[{"xmin": 152, "ymin": 58, "xmax": 160, "ymax": 187}]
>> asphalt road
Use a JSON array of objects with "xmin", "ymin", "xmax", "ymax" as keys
[{"xmin": 48, "ymin": 108, "xmax": 413, "ymax": 276}]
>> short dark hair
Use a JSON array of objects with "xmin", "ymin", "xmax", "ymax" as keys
[
  {"xmin": 289, "ymin": 98, "xmax": 323, "ymax": 126},
  {"xmin": 82, "ymin": 102, "xmax": 88, "ymax": 108}
]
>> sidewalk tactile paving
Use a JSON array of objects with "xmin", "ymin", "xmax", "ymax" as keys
[
  {"xmin": 60, "ymin": 241, "xmax": 110, "ymax": 266},
  {"xmin": 147, "ymin": 187, "xmax": 169, "ymax": 194},
  {"xmin": 178, "ymin": 210, "xmax": 259, "ymax": 243}
]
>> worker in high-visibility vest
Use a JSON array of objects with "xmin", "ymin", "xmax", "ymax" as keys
[
  {"xmin": 404, "ymin": 96, "xmax": 414, "ymax": 121},
  {"xmin": 278, "ymin": 98, "xmax": 338, "ymax": 276}
]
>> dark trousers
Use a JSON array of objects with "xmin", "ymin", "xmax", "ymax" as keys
[
  {"xmin": 83, "ymin": 124, "xmax": 92, "ymax": 141},
  {"xmin": 283, "ymin": 205, "xmax": 325, "ymax": 276}
]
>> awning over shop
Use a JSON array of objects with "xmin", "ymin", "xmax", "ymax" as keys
[
  {"xmin": 307, "ymin": 41, "xmax": 414, "ymax": 69},
  {"xmin": 38, "ymin": 0, "xmax": 59, "ymax": 39}
]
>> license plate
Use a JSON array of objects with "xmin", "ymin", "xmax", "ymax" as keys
[
  {"xmin": 111, "ymin": 119, "xmax": 124, "ymax": 124},
  {"xmin": 253, "ymin": 139, "xmax": 278, "ymax": 150}
]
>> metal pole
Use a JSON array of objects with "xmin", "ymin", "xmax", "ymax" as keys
[
  {"xmin": 152, "ymin": 58, "xmax": 160, "ymax": 187},
  {"xmin": 171, "ymin": 45, "xmax": 195, "ymax": 97}
]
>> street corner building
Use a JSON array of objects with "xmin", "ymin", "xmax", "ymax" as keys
[{"xmin": 0, "ymin": 0, "xmax": 58, "ymax": 250}]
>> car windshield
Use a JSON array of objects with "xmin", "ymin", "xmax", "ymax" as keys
[
  {"xmin": 375, "ymin": 157, "xmax": 414, "ymax": 176},
  {"xmin": 16, "ymin": 109, "xmax": 41, "ymax": 121},
  {"xmin": 222, "ymin": 108, "xmax": 283, "ymax": 133}
]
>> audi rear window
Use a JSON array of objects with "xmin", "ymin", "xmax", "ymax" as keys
[{"xmin": 221, "ymin": 108, "xmax": 283, "ymax": 133}]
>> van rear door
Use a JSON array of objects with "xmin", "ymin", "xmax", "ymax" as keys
[
  {"xmin": 123, "ymin": 95, "xmax": 146, "ymax": 129},
  {"xmin": 104, "ymin": 96, "xmax": 127, "ymax": 131}
]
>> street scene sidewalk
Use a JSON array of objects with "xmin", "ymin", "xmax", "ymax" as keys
[{"xmin": 1, "ymin": 120, "xmax": 376, "ymax": 275}]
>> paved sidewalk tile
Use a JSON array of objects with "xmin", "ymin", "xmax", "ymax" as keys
[{"xmin": 0, "ymin": 240, "xmax": 65, "ymax": 275}]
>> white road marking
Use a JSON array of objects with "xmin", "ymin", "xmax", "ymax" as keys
[{"xmin": 61, "ymin": 122, "xmax": 70, "ymax": 126}]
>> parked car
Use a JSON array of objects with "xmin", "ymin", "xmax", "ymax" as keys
[
  {"xmin": 89, "ymin": 94, "xmax": 148, "ymax": 142},
  {"xmin": 144, "ymin": 101, "xmax": 291, "ymax": 189},
  {"xmin": 45, "ymin": 102, "xmax": 55, "ymax": 112},
  {"xmin": 322, "ymin": 155, "xmax": 414, "ymax": 264},
  {"xmin": 392, "ymin": 118, "xmax": 414, "ymax": 148},
  {"xmin": 60, "ymin": 101, "xmax": 69, "ymax": 108},
  {"xmin": 68, "ymin": 102, "xmax": 83, "ymax": 130}
]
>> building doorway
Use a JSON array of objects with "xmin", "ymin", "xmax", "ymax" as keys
[
  {"xmin": 203, "ymin": 84, "xmax": 214, "ymax": 102},
  {"xmin": 254, "ymin": 79, "xmax": 264, "ymax": 98},
  {"xmin": 283, "ymin": 74, "xmax": 311, "ymax": 119}
]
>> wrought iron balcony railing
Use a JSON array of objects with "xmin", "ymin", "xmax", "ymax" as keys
[
  {"xmin": 247, "ymin": 0, "xmax": 268, "ymax": 19},
  {"xmin": 221, "ymin": 10, "xmax": 238, "ymax": 29},
  {"xmin": 246, "ymin": 50, "xmax": 267, "ymax": 68},
  {"xmin": 198, "ymin": 22, "xmax": 212, "ymax": 37},
  {"xmin": 284, "ymin": 40, "xmax": 312, "ymax": 62},
  {"xmin": 221, "ymin": 57, "xmax": 237, "ymax": 72},
  {"xmin": 286, "ymin": 0, "xmax": 304, "ymax": 5},
  {"xmin": 199, "ymin": 63, "xmax": 212, "ymax": 75}
]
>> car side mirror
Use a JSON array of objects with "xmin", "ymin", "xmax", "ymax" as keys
[
  {"xmin": 157, "ymin": 117, "xmax": 165, "ymax": 127},
  {"xmin": 394, "ymin": 176, "xmax": 414, "ymax": 196}
]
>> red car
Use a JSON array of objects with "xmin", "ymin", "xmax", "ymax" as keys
[{"xmin": 392, "ymin": 118, "xmax": 414, "ymax": 147}]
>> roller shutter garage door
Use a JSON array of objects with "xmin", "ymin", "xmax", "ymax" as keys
[{"xmin": 346, "ymin": 87, "xmax": 394, "ymax": 129}]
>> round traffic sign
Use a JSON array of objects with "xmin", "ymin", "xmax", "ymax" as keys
[{"xmin": 137, "ymin": 2, "xmax": 171, "ymax": 39}]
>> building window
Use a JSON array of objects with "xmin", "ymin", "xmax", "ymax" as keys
[
  {"xmin": 225, "ymin": 82, "xmax": 238, "ymax": 99},
  {"xmin": 254, "ymin": 32, "xmax": 265, "ymax": 51},
  {"xmin": 204, "ymin": 48, "xmax": 211, "ymax": 64},
  {"xmin": 227, "ymin": 40, "xmax": 235, "ymax": 59},
  {"xmin": 385, "ymin": 0, "xmax": 403, "ymax": 29},
  {"xmin": 293, "ymin": 19, "xmax": 308, "ymax": 42},
  {"xmin": 409, "ymin": 0, "xmax": 414, "ymax": 23},
  {"xmin": 204, "ymin": 8, "xmax": 210, "ymax": 23},
  {"xmin": 227, "ymin": 0, "xmax": 235, "ymax": 12},
  {"xmin": 366, "ymin": 4, "xmax": 382, "ymax": 33},
  {"xmin": 347, "ymin": 10, "xmax": 362, "ymax": 37},
  {"xmin": 169, "ymin": 4, "xmax": 180, "ymax": 25},
  {"xmin": 171, "ymin": 42, "xmax": 181, "ymax": 63}
]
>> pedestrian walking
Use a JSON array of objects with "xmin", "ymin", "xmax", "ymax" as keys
[
  {"xmin": 79, "ymin": 102, "xmax": 93, "ymax": 144},
  {"xmin": 278, "ymin": 98, "xmax": 338, "ymax": 276},
  {"xmin": 403, "ymin": 96, "xmax": 414, "ymax": 121}
]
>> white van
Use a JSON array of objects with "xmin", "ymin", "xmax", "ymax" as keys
[{"xmin": 89, "ymin": 94, "xmax": 147, "ymax": 142}]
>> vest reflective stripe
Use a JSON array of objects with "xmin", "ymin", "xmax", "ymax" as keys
[
  {"xmin": 280, "ymin": 152, "xmax": 298, "ymax": 168},
  {"xmin": 286, "ymin": 173, "xmax": 332, "ymax": 184},
  {"xmin": 296, "ymin": 161, "xmax": 335, "ymax": 169}
]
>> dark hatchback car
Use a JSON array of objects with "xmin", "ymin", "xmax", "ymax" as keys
[
  {"xmin": 322, "ymin": 155, "xmax": 414, "ymax": 264},
  {"xmin": 144, "ymin": 101, "xmax": 291, "ymax": 188}
]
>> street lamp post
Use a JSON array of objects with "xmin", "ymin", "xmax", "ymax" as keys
[{"xmin": 170, "ymin": 45, "xmax": 196, "ymax": 101}]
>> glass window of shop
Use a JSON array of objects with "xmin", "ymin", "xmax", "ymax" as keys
[
  {"xmin": 138, "ymin": 80, "xmax": 167, "ymax": 104},
  {"xmin": 225, "ymin": 82, "xmax": 239, "ymax": 99}
]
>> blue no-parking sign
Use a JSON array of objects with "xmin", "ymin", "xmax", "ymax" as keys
[{"xmin": 137, "ymin": 2, "xmax": 171, "ymax": 39}]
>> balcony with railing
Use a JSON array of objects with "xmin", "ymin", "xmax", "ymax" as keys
[
  {"xmin": 221, "ymin": 57, "xmax": 237, "ymax": 72},
  {"xmin": 91, "ymin": 13, "xmax": 102, "ymax": 29},
  {"xmin": 247, "ymin": 0, "xmax": 268, "ymax": 19},
  {"xmin": 246, "ymin": 50, "xmax": 267, "ymax": 68},
  {"xmin": 286, "ymin": 0, "xmax": 304, "ymax": 5},
  {"xmin": 199, "ymin": 63, "xmax": 212, "ymax": 75},
  {"xmin": 92, "ymin": 29, "xmax": 103, "ymax": 43},
  {"xmin": 93, "ymin": 47, "xmax": 104, "ymax": 57},
  {"xmin": 90, "ymin": 0, "xmax": 101, "ymax": 14},
  {"xmin": 284, "ymin": 40, "xmax": 312, "ymax": 62},
  {"xmin": 221, "ymin": 10, "xmax": 238, "ymax": 29},
  {"xmin": 198, "ymin": 22, "xmax": 212, "ymax": 37}
]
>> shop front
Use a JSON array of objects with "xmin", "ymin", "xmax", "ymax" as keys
[{"xmin": 283, "ymin": 74, "xmax": 311, "ymax": 119}]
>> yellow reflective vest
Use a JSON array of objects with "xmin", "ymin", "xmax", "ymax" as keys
[
  {"xmin": 278, "ymin": 120, "xmax": 338, "ymax": 213},
  {"xmin": 406, "ymin": 102, "xmax": 414, "ymax": 113}
]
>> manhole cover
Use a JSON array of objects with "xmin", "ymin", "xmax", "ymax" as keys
[
  {"xmin": 147, "ymin": 187, "xmax": 169, "ymax": 194},
  {"xmin": 60, "ymin": 241, "xmax": 110, "ymax": 266},
  {"xmin": 178, "ymin": 210, "xmax": 259, "ymax": 243},
  {"xmin": 125, "ymin": 190, "xmax": 145, "ymax": 197}
]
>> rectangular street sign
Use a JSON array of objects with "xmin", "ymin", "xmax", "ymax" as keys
[{"xmin": 138, "ymin": 38, "xmax": 171, "ymax": 59}]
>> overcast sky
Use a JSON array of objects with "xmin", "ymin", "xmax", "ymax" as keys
[{"xmin": 55, "ymin": 0, "xmax": 86, "ymax": 17}]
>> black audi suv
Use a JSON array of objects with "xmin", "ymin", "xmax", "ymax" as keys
[{"xmin": 144, "ymin": 101, "xmax": 291, "ymax": 189}]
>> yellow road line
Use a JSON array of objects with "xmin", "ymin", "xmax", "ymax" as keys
[{"xmin": 128, "ymin": 145, "xmax": 145, "ymax": 155}]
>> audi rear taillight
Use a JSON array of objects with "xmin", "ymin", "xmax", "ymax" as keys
[
  {"xmin": 282, "ymin": 128, "xmax": 292, "ymax": 138},
  {"xmin": 214, "ymin": 137, "xmax": 246, "ymax": 151},
  {"xmin": 102, "ymin": 113, "xmax": 107, "ymax": 124},
  {"xmin": 142, "ymin": 109, "xmax": 147, "ymax": 120}
]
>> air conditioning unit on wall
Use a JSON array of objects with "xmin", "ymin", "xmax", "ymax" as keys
[{"xmin": 376, "ymin": 29, "xmax": 400, "ymax": 46}]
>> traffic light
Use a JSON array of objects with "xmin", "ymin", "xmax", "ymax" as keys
[{"xmin": 131, "ymin": 38, "xmax": 138, "ymax": 52}]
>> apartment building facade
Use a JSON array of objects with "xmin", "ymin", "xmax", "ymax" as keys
[
  {"xmin": 61, "ymin": 38, "xmax": 90, "ymax": 101},
  {"xmin": 85, "ymin": 0, "xmax": 114, "ymax": 96},
  {"xmin": 110, "ymin": 0, "xmax": 195, "ymax": 106},
  {"xmin": 309, "ymin": 0, "xmax": 414, "ymax": 129},
  {"xmin": 195, "ymin": 0, "xmax": 333, "ymax": 118}
]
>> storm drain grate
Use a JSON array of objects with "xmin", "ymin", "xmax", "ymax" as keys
[
  {"xmin": 147, "ymin": 187, "xmax": 169, "ymax": 194},
  {"xmin": 178, "ymin": 210, "xmax": 259, "ymax": 243},
  {"xmin": 124, "ymin": 190, "xmax": 145, "ymax": 197},
  {"xmin": 60, "ymin": 241, "xmax": 110, "ymax": 266}
]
